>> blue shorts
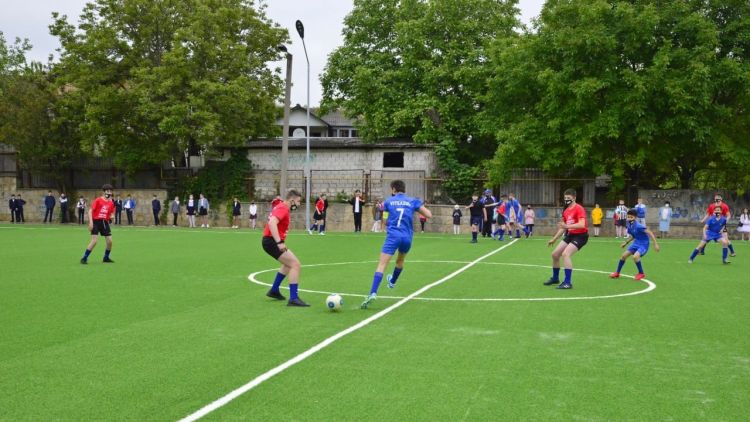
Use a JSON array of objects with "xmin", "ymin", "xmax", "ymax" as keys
[
  {"xmin": 704, "ymin": 232, "xmax": 722, "ymax": 242},
  {"xmin": 382, "ymin": 235, "xmax": 413, "ymax": 256},
  {"xmin": 627, "ymin": 243, "xmax": 649, "ymax": 257},
  {"xmin": 470, "ymin": 216, "xmax": 483, "ymax": 227}
]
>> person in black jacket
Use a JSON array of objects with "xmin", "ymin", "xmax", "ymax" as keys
[
  {"xmin": 8, "ymin": 194, "xmax": 16, "ymax": 223},
  {"xmin": 60, "ymin": 193, "xmax": 69, "ymax": 223},
  {"xmin": 347, "ymin": 190, "xmax": 365, "ymax": 232},
  {"xmin": 43, "ymin": 191, "xmax": 56, "ymax": 223},
  {"xmin": 151, "ymin": 195, "xmax": 161, "ymax": 226},
  {"xmin": 231, "ymin": 197, "xmax": 242, "ymax": 228},
  {"xmin": 114, "ymin": 195, "xmax": 123, "ymax": 224},
  {"xmin": 15, "ymin": 194, "xmax": 26, "ymax": 223}
]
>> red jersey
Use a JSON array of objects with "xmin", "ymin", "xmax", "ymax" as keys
[
  {"xmin": 263, "ymin": 203, "xmax": 291, "ymax": 241},
  {"xmin": 271, "ymin": 197, "xmax": 282, "ymax": 208},
  {"xmin": 496, "ymin": 203, "xmax": 506, "ymax": 215},
  {"xmin": 315, "ymin": 198, "xmax": 325, "ymax": 213},
  {"xmin": 91, "ymin": 197, "xmax": 115, "ymax": 221},
  {"xmin": 706, "ymin": 202, "xmax": 729, "ymax": 217},
  {"xmin": 563, "ymin": 203, "xmax": 588, "ymax": 234}
]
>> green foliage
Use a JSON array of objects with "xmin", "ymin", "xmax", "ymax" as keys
[
  {"xmin": 49, "ymin": 0, "xmax": 288, "ymax": 175},
  {"xmin": 175, "ymin": 151, "xmax": 252, "ymax": 214}
]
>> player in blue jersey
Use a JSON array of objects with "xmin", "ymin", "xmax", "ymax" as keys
[
  {"xmin": 609, "ymin": 210, "xmax": 660, "ymax": 280},
  {"xmin": 361, "ymin": 180, "xmax": 432, "ymax": 309},
  {"xmin": 689, "ymin": 206, "xmax": 731, "ymax": 264}
]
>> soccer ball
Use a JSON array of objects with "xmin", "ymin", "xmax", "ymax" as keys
[{"xmin": 326, "ymin": 294, "xmax": 343, "ymax": 311}]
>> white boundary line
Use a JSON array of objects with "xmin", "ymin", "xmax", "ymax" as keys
[
  {"xmin": 177, "ymin": 239, "xmax": 519, "ymax": 422},
  {"xmin": 247, "ymin": 260, "xmax": 657, "ymax": 302}
]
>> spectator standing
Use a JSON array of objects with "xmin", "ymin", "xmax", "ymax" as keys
[
  {"xmin": 114, "ymin": 195, "xmax": 123, "ymax": 224},
  {"xmin": 124, "ymin": 194, "xmax": 136, "ymax": 225},
  {"xmin": 151, "ymin": 195, "xmax": 161, "ymax": 226},
  {"xmin": 199, "ymin": 194, "xmax": 210, "ymax": 227},
  {"xmin": 59, "ymin": 193, "xmax": 69, "ymax": 223},
  {"xmin": 658, "ymin": 201, "xmax": 672, "ymax": 238},
  {"xmin": 77, "ymin": 196, "xmax": 86, "ymax": 224},
  {"xmin": 170, "ymin": 196, "xmax": 181, "ymax": 226},
  {"xmin": 232, "ymin": 197, "xmax": 241, "ymax": 228},
  {"xmin": 8, "ymin": 194, "xmax": 16, "ymax": 223},
  {"xmin": 248, "ymin": 201, "xmax": 258, "ymax": 229},
  {"xmin": 738, "ymin": 208, "xmax": 750, "ymax": 241},
  {"xmin": 480, "ymin": 189, "xmax": 498, "ymax": 238},
  {"xmin": 614, "ymin": 200, "xmax": 628, "ymax": 238},
  {"xmin": 634, "ymin": 198, "xmax": 647, "ymax": 226},
  {"xmin": 43, "ymin": 191, "xmax": 56, "ymax": 223},
  {"xmin": 371, "ymin": 200, "xmax": 383, "ymax": 232},
  {"xmin": 591, "ymin": 204, "xmax": 603, "ymax": 237},
  {"xmin": 348, "ymin": 190, "xmax": 365, "ymax": 232},
  {"xmin": 452, "ymin": 204, "xmax": 462, "ymax": 235},
  {"xmin": 186, "ymin": 194, "xmax": 196, "ymax": 228},
  {"xmin": 524, "ymin": 205, "xmax": 536, "ymax": 238},
  {"xmin": 419, "ymin": 213, "xmax": 427, "ymax": 233},
  {"xmin": 15, "ymin": 194, "xmax": 25, "ymax": 223}
]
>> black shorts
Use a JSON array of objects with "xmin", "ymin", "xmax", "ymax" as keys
[
  {"xmin": 199, "ymin": 207, "xmax": 208, "ymax": 216},
  {"xmin": 563, "ymin": 232, "xmax": 589, "ymax": 250},
  {"xmin": 233, "ymin": 211, "xmax": 241, "ymax": 217},
  {"xmin": 470, "ymin": 216, "xmax": 483, "ymax": 226},
  {"xmin": 187, "ymin": 206, "xmax": 195, "ymax": 216},
  {"xmin": 249, "ymin": 214, "xmax": 257, "ymax": 220},
  {"xmin": 616, "ymin": 219, "xmax": 626, "ymax": 227},
  {"xmin": 496, "ymin": 215, "xmax": 506, "ymax": 225},
  {"xmin": 262, "ymin": 236, "xmax": 286, "ymax": 260},
  {"xmin": 593, "ymin": 224, "xmax": 601, "ymax": 227},
  {"xmin": 313, "ymin": 211, "xmax": 325, "ymax": 220},
  {"xmin": 91, "ymin": 219, "xmax": 112, "ymax": 236}
]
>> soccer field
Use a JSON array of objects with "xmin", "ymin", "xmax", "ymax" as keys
[{"xmin": 1, "ymin": 224, "xmax": 748, "ymax": 421}]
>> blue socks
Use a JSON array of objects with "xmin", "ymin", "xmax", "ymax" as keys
[
  {"xmin": 564, "ymin": 269, "xmax": 572, "ymax": 283},
  {"xmin": 104, "ymin": 249, "xmax": 111, "ymax": 259},
  {"xmin": 309, "ymin": 224, "xmax": 318, "ymax": 231},
  {"xmin": 290, "ymin": 283, "xmax": 299, "ymax": 300},
  {"xmin": 690, "ymin": 249, "xmax": 699, "ymax": 260},
  {"xmin": 516, "ymin": 229, "xmax": 521, "ymax": 238},
  {"xmin": 370, "ymin": 272, "xmax": 384, "ymax": 294},
  {"xmin": 391, "ymin": 267, "xmax": 403, "ymax": 285},
  {"xmin": 271, "ymin": 272, "xmax": 286, "ymax": 292},
  {"xmin": 552, "ymin": 267, "xmax": 560, "ymax": 281},
  {"xmin": 83, "ymin": 249, "xmax": 92, "ymax": 260},
  {"xmin": 723, "ymin": 248, "xmax": 728, "ymax": 262},
  {"xmin": 635, "ymin": 261, "xmax": 644, "ymax": 274},
  {"xmin": 472, "ymin": 232, "xmax": 478, "ymax": 241},
  {"xmin": 320, "ymin": 224, "xmax": 325, "ymax": 233},
  {"xmin": 729, "ymin": 244, "xmax": 735, "ymax": 254},
  {"xmin": 616, "ymin": 259, "xmax": 625, "ymax": 273},
  {"xmin": 499, "ymin": 229, "xmax": 505, "ymax": 240}
]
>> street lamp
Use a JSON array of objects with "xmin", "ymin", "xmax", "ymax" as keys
[
  {"xmin": 278, "ymin": 45, "xmax": 292, "ymax": 195},
  {"xmin": 296, "ymin": 19, "xmax": 311, "ymax": 230}
]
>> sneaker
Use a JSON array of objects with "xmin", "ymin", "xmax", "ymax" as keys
[
  {"xmin": 688, "ymin": 259, "xmax": 693, "ymax": 264},
  {"xmin": 266, "ymin": 289, "xmax": 286, "ymax": 301},
  {"xmin": 103, "ymin": 257, "xmax": 115, "ymax": 263},
  {"xmin": 470, "ymin": 239, "xmax": 477, "ymax": 243},
  {"xmin": 319, "ymin": 232, "xmax": 325, "ymax": 235},
  {"xmin": 700, "ymin": 249, "xmax": 705, "ymax": 255},
  {"xmin": 308, "ymin": 229, "xmax": 313, "ymax": 235},
  {"xmin": 360, "ymin": 293, "xmax": 377, "ymax": 309},
  {"xmin": 80, "ymin": 258, "xmax": 87, "ymax": 265},
  {"xmin": 634, "ymin": 273, "xmax": 645, "ymax": 281},
  {"xmin": 723, "ymin": 260, "xmax": 731, "ymax": 265},
  {"xmin": 556, "ymin": 282, "xmax": 573, "ymax": 289},
  {"xmin": 287, "ymin": 297, "xmax": 310, "ymax": 307},
  {"xmin": 543, "ymin": 278, "xmax": 560, "ymax": 286},
  {"xmin": 730, "ymin": 253, "xmax": 736, "ymax": 257},
  {"xmin": 387, "ymin": 274, "xmax": 395, "ymax": 289},
  {"xmin": 609, "ymin": 272, "xmax": 620, "ymax": 279}
]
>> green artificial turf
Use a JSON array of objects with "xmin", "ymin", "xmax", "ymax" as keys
[{"xmin": 1, "ymin": 224, "xmax": 748, "ymax": 421}]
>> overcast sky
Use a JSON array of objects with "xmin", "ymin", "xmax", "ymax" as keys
[{"xmin": 0, "ymin": 0, "xmax": 544, "ymax": 106}]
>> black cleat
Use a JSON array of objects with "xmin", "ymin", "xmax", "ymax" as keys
[
  {"xmin": 266, "ymin": 289, "xmax": 286, "ymax": 301},
  {"xmin": 543, "ymin": 278, "xmax": 560, "ymax": 286},
  {"xmin": 287, "ymin": 298, "xmax": 310, "ymax": 307},
  {"xmin": 556, "ymin": 282, "xmax": 573, "ymax": 289},
  {"xmin": 80, "ymin": 258, "xmax": 88, "ymax": 265},
  {"xmin": 103, "ymin": 257, "xmax": 115, "ymax": 263}
]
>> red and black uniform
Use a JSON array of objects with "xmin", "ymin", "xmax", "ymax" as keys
[
  {"xmin": 562, "ymin": 203, "xmax": 588, "ymax": 249},
  {"xmin": 262, "ymin": 203, "xmax": 291, "ymax": 259},
  {"xmin": 706, "ymin": 202, "xmax": 730, "ymax": 217},
  {"xmin": 313, "ymin": 198, "xmax": 325, "ymax": 220},
  {"xmin": 90, "ymin": 197, "xmax": 115, "ymax": 236}
]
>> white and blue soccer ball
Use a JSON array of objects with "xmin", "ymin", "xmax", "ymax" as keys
[{"xmin": 326, "ymin": 294, "xmax": 343, "ymax": 311}]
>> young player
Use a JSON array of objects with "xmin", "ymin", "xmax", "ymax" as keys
[
  {"xmin": 544, "ymin": 189, "xmax": 588, "ymax": 289},
  {"xmin": 262, "ymin": 189, "xmax": 309, "ymax": 307},
  {"xmin": 492, "ymin": 197, "xmax": 506, "ymax": 240},
  {"xmin": 609, "ymin": 210, "xmax": 660, "ymax": 280},
  {"xmin": 634, "ymin": 198, "xmax": 647, "ymax": 226},
  {"xmin": 467, "ymin": 193, "xmax": 486, "ymax": 243},
  {"xmin": 699, "ymin": 194, "xmax": 736, "ymax": 257},
  {"xmin": 361, "ymin": 180, "xmax": 432, "ymax": 309},
  {"xmin": 689, "ymin": 206, "xmax": 731, "ymax": 264},
  {"xmin": 80, "ymin": 184, "xmax": 116, "ymax": 264},
  {"xmin": 614, "ymin": 200, "xmax": 628, "ymax": 238},
  {"xmin": 506, "ymin": 193, "xmax": 523, "ymax": 238},
  {"xmin": 309, "ymin": 193, "xmax": 326, "ymax": 235}
]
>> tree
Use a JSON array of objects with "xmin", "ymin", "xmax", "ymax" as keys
[
  {"xmin": 481, "ymin": 0, "xmax": 750, "ymax": 192},
  {"xmin": 321, "ymin": 0, "xmax": 521, "ymax": 200},
  {"xmin": 49, "ymin": 0, "xmax": 288, "ymax": 174}
]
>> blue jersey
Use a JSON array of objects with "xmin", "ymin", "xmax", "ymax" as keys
[
  {"xmin": 505, "ymin": 198, "xmax": 521, "ymax": 220},
  {"xmin": 383, "ymin": 193, "xmax": 423, "ymax": 238},
  {"xmin": 635, "ymin": 203, "xmax": 646, "ymax": 218},
  {"xmin": 706, "ymin": 216, "xmax": 727, "ymax": 235},
  {"xmin": 627, "ymin": 221, "xmax": 650, "ymax": 246}
]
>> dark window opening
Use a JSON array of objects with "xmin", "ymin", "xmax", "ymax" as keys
[{"xmin": 383, "ymin": 152, "xmax": 404, "ymax": 168}]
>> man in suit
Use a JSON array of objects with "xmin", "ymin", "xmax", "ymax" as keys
[
  {"xmin": 124, "ymin": 194, "xmax": 135, "ymax": 225},
  {"xmin": 60, "ymin": 193, "xmax": 69, "ymax": 223},
  {"xmin": 44, "ymin": 191, "xmax": 56, "ymax": 223},
  {"xmin": 151, "ymin": 194, "xmax": 161, "ymax": 226},
  {"xmin": 348, "ymin": 190, "xmax": 365, "ymax": 233},
  {"xmin": 15, "ymin": 194, "xmax": 26, "ymax": 223},
  {"xmin": 114, "ymin": 195, "xmax": 123, "ymax": 224},
  {"xmin": 8, "ymin": 194, "xmax": 16, "ymax": 223}
]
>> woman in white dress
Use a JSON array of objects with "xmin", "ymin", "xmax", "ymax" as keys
[
  {"xmin": 658, "ymin": 201, "xmax": 671, "ymax": 238},
  {"xmin": 738, "ymin": 208, "xmax": 750, "ymax": 241}
]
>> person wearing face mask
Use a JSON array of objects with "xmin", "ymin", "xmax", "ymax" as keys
[
  {"xmin": 544, "ymin": 189, "xmax": 588, "ymax": 289},
  {"xmin": 80, "ymin": 184, "xmax": 116, "ymax": 264},
  {"xmin": 658, "ymin": 201, "xmax": 672, "ymax": 238},
  {"xmin": 262, "ymin": 189, "xmax": 310, "ymax": 307},
  {"xmin": 689, "ymin": 206, "xmax": 731, "ymax": 264}
]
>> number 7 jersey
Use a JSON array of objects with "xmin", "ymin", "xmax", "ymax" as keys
[{"xmin": 383, "ymin": 193, "xmax": 423, "ymax": 238}]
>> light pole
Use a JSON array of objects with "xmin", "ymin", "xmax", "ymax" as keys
[
  {"xmin": 296, "ymin": 19, "xmax": 311, "ymax": 229},
  {"xmin": 278, "ymin": 45, "xmax": 292, "ymax": 195}
]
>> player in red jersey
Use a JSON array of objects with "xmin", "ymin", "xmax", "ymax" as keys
[
  {"xmin": 262, "ymin": 189, "xmax": 309, "ymax": 307},
  {"xmin": 699, "ymin": 194, "xmax": 736, "ymax": 257},
  {"xmin": 80, "ymin": 184, "xmax": 116, "ymax": 264},
  {"xmin": 308, "ymin": 193, "xmax": 327, "ymax": 235},
  {"xmin": 544, "ymin": 188, "xmax": 589, "ymax": 289}
]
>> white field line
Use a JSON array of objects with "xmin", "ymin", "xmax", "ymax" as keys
[{"xmin": 177, "ymin": 239, "xmax": 519, "ymax": 422}]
